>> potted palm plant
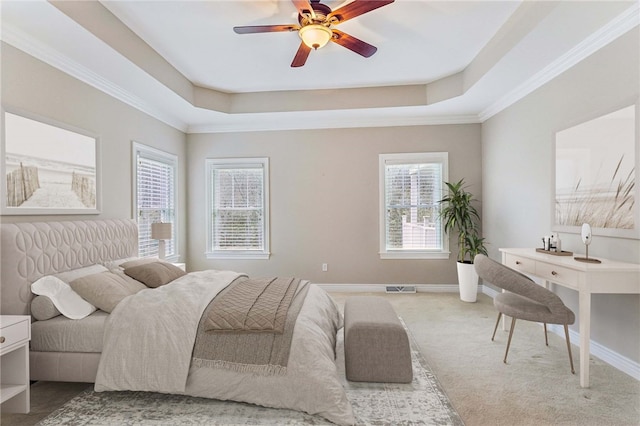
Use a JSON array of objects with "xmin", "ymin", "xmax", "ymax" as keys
[{"xmin": 438, "ymin": 178, "xmax": 488, "ymax": 302}]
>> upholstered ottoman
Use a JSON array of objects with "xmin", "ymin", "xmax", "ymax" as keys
[{"xmin": 344, "ymin": 296, "xmax": 413, "ymax": 383}]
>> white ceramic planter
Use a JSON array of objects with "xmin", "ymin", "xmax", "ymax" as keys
[{"xmin": 456, "ymin": 261, "xmax": 479, "ymax": 303}]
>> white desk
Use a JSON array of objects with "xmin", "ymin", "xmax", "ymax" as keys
[{"xmin": 499, "ymin": 248, "xmax": 640, "ymax": 388}]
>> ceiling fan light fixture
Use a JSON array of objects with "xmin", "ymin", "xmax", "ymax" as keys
[{"xmin": 299, "ymin": 24, "xmax": 332, "ymax": 50}]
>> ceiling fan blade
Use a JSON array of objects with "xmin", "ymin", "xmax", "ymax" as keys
[
  {"xmin": 330, "ymin": 29, "xmax": 377, "ymax": 58},
  {"xmin": 291, "ymin": 0, "xmax": 316, "ymax": 19},
  {"xmin": 328, "ymin": 0, "xmax": 394, "ymax": 24},
  {"xmin": 291, "ymin": 42, "xmax": 312, "ymax": 67},
  {"xmin": 233, "ymin": 25, "xmax": 299, "ymax": 34}
]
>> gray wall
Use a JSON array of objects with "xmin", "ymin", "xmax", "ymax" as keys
[
  {"xmin": 482, "ymin": 28, "xmax": 640, "ymax": 362},
  {"xmin": 0, "ymin": 43, "xmax": 188, "ymax": 261},
  {"xmin": 4, "ymin": 21, "xmax": 638, "ymax": 368},
  {"xmin": 187, "ymin": 124, "xmax": 482, "ymax": 285}
]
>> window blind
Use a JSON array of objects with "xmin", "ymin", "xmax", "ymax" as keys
[
  {"xmin": 210, "ymin": 163, "xmax": 266, "ymax": 253},
  {"xmin": 136, "ymin": 153, "xmax": 176, "ymax": 257}
]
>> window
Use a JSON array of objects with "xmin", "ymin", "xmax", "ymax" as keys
[
  {"xmin": 379, "ymin": 152, "xmax": 449, "ymax": 259},
  {"xmin": 206, "ymin": 158, "xmax": 270, "ymax": 259},
  {"xmin": 132, "ymin": 143, "xmax": 178, "ymax": 260}
]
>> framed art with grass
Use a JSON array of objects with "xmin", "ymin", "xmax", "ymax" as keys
[
  {"xmin": 554, "ymin": 103, "xmax": 638, "ymax": 239},
  {"xmin": 1, "ymin": 108, "xmax": 101, "ymax": 215}
]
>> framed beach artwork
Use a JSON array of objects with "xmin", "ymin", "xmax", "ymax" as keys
[
  {"xmin": 1, "ymin": 109, "xmax": 101, "ymax": 215},
  {"xmin": 554, "ymin": 103, "xmax": 639, "ymax": 239}
]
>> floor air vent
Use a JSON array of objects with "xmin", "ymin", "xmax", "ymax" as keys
[{"xmin": 385, "ymin": 285, "xmax": 417, "ymax": 294}]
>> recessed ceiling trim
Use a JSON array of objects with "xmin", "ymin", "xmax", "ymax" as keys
[
  {"xmin": 1, "ymin": 23, "xmax": 188, "ymax": 132},
  {"xmin": 188, "ymin": 113, "xmax": 480, "ymax": 134},
  {"xmin": 4, "ymin": 1, "xmax": 635, "ymax": 134},
  {"xmin": 478, "ymin": 2, "xmax": 640, "ymax": 122}
]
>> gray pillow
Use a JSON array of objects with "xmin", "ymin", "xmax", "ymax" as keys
[
  {"xmin": 124, "ymin": 262, "xmax": 186, "ymax": 288},
  {"xmin": 120, "ymin": 257, "xmax": 161, "ymax": 270},
  {"xmin": 70, "ymin": 271, "xmax": 145, "ymax": 313},
  {"xmin": 109, "ymin": 270, "xmax": 148, "ymax": 292},
  {"xmin": 31, "ymin": 295, "xmax": 62, "ymax": 321}
]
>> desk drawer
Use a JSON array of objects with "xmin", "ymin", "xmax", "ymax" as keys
[
  {"xmin": 504, "ymin": 254, "xmax": 535, "ymax": 274},
  {"xmin": 535, "ymin": 262, "xmax": 578, "ymax": 289},
  {"xmin": 0, "ymin": 320, "xmax": 30, "ymax": 353}
]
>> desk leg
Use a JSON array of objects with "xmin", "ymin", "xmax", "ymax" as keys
[{"xmin": 578, "ymin": 291, "xmax": 591, "ymax": 388}]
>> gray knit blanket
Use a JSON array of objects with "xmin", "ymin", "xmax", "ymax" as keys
[
  {"xmin": 192, "ymin": 278, "xmax": 309, "ymax": 375},
  {"xmin": 203, "ymin": 276, "xmax": 301, "ymax": 333}
]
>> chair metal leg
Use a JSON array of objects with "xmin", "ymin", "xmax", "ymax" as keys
[
  {"xmin": 491, "ymin": 312, "xmax": 502, "ymax": 341},
  {"xmin": 564, "ymin": 323, "xmax": 575, "ymax": 374},
  {"xmin": 504, "ymin": 317, "xmax": 517, "ymax": 364},
  {"xmin": 544, "ymin": 323, "xmax": 548, "ymax": 346}
]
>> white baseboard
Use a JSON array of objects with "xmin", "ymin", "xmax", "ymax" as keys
[
  {"xmin": 482, "ymin": 285, "xmax": 500, "ymax": 298},
  {"xmin": 481, "ymin": 287, "xmax": 640, "ymax": 381},
  {"xmin": 546, "ymin": 323, "xmax": 640, "ymax": 381},
  {"xmin": 317, "ymin": 283, "xmax": 460, "ymax": 293}
]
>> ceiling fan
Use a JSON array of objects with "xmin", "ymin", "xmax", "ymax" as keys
[{"xmin": 233, "ymin": 0, "xmax": 395, "ymax": 67}]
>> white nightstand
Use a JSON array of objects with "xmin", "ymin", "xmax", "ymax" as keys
[
  {"xmin": 0, "ymin": 315, "xmax": 31, "ymax": 414},
  {"xmin": 173, "ymin": 263, "xmax": 186, "ymax": 272}
]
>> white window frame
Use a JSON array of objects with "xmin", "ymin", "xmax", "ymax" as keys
[
  {"xmin": 205, "ymin": 157, "xmax": 270, "ymax": 260},
  {"xmin": 132, "ymin": 142, "xmax": 179, "ymax": 262},
  {"xmin": 379, "ymin": 152, "xmax": 450, "ymax": 260}
]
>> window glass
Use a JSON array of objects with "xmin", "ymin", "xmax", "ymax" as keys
[{"xmin": 379, "ymin": 152, "xmax": 449, "ymax": 259}]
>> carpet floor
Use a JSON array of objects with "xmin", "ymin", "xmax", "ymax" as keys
[{"xmin": 2, "ymin": 292, "xmax": 639, "ymax": 425}]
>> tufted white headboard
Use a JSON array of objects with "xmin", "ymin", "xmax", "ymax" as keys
[{"xmin": 0, "ymin": 219, "xmax": 138, "ymax": 315}]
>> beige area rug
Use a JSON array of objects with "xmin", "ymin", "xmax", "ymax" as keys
[{"xmin": 37, "ymin": 322, "xmax": 463, "ymax": 426}]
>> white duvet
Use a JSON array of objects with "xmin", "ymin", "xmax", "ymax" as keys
[{"xmin": 95, "ymin": 270, "xmax": 355, "ymax": 426}]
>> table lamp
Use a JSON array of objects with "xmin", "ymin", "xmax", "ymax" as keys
[{"xmin": 151, "ymin": 222, "xmax": 172, "ymax": 260}]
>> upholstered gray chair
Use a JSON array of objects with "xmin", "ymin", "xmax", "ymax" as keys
[{"xmin": 474, "ymin": 254, "xmax": 575, "ymax": 373}]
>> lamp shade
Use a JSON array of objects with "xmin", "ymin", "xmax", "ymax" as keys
[
  {"xmin": 299, "ymin": 24, "xmax": 332, "ymax": 50},
  {"xmin": 151, "ymin": 222, "xmax": 172, "ymax": 240}
]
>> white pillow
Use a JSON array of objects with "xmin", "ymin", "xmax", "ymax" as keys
[{"xmin": 31, "ymin": 275, "xmax": 97, "ymax": 319}]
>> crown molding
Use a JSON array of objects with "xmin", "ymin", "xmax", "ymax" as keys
[
  {"xmin": 479, "ymin": 2, "xmax": 640, "ymax": 122},
  {"xmin": 1, "ymin": 23, "xmax": 188, "ymax": 132}
]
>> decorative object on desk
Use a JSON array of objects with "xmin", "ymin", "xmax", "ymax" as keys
[
  {"xmin": 542, "ymin": 233, "xmax": 562, "ymax": 252},
  {"xmin": 554, "ymin": 104, "xmax": 637, "ymax": 240},
  {"xmin": 535, "ymin": 248, "xmax": 573, "ymax": 256},
  {"xmin": 550, "ymin": 232, "xmax": 562, "ymax": 252},
  {"xmin": 438, "ymin": 178, "xmax": 488, "ymax": 303},
  {"xmin": 574, "ymin": 223, "xmax": 601, "ymax": 264},
  {"xmin": 151, "ymin": 222, "xmax": 172, "ymax": 260}
]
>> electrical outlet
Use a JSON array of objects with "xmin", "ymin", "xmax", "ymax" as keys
[{"xmin": 322, "ymin": 263, "xmax": 328, "ymax": 272}]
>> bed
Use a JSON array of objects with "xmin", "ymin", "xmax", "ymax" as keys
[{"xmin": 0, "ymin": 219, "xmax": 354, "ymax": 425}]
